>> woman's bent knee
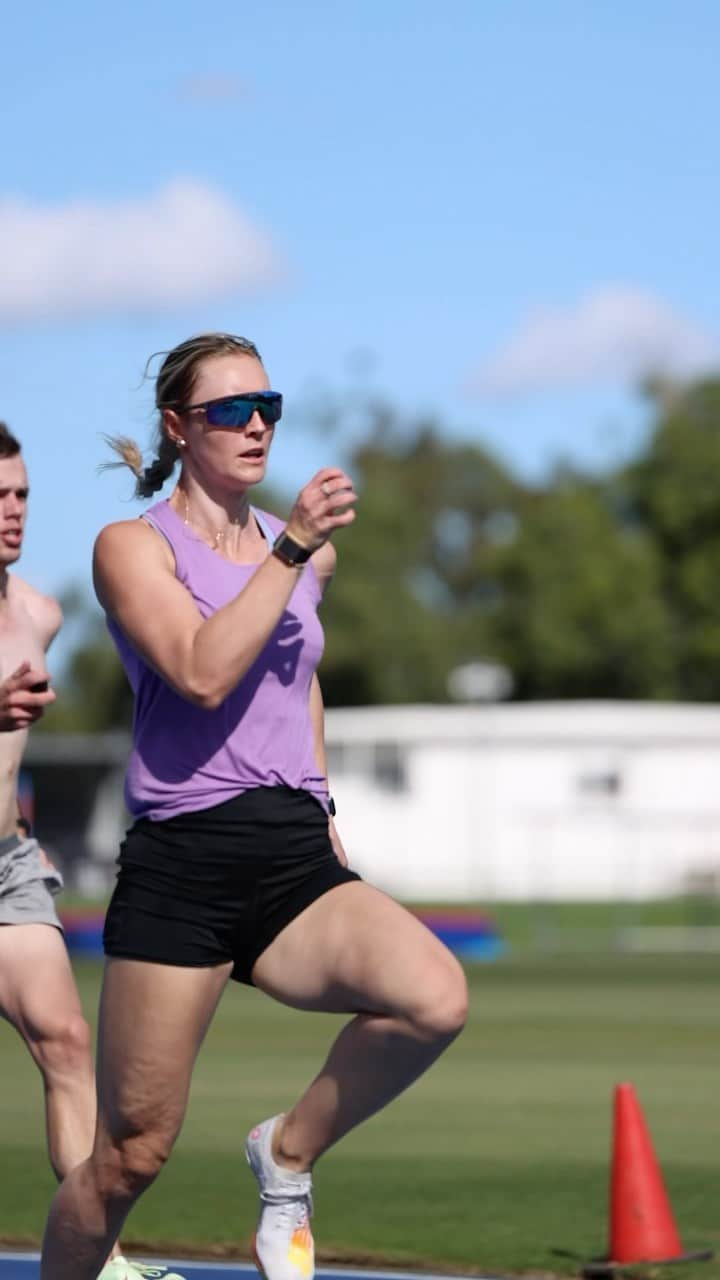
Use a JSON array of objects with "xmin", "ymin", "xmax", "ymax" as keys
[
  {"xmin": 411, "ymin": 958, "xmax": 469, "ymax": 1041},
  {"xmin": 94, "ymin": 1132, "xmax": 173, "ymax": 1202}
]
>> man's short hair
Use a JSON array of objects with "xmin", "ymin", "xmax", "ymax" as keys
[{"xmin": 0, "ymin": 423, "xmax": 21, "ymax": 458}]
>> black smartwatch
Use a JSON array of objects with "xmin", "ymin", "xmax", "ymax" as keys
[{"xmin": 272, "ymin": 531, "xmax": 313, "ymax": 568}]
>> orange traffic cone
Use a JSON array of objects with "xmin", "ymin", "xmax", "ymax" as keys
[
  {"xmin": 573, "ymin": 1083, "xmax": 712, "ymax": 1277},
  {"xmin": 609, "ymin": 1082, "xmax": 683, "ymax": 1263}
]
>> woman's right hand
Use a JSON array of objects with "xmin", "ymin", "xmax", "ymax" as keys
[{"xmin": 285, "ymin": 468, "xmax": 358, "ymax": 550}]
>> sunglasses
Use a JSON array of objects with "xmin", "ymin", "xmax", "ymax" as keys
[{"xmin": 181, "ymin": 391, "xmax": 283, "ymax": 428}]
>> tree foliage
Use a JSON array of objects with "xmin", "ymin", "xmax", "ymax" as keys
[
  {"xmin": 318, "ymin": 420, "xmax": 520, "ymax": 704},
  {"xmin": 486, "ymin": 477, "xmax": 672, "ymax": 699},
  {"xmin": 622, "ymin": 379, "xmax": 720, "ymax": 699}
]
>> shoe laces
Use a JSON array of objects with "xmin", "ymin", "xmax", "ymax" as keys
[
  {"xmin": 261, "ymin": 1181, "xmax": 314, "ymax": 1219},
  {"xmin": 264, "ymin": 1195, "xmax": 313, "ymax": 1236}
]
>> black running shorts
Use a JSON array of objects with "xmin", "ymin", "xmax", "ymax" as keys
[{"xmin": 103, "ymin": 786, "xmax": 361, "ymax": 985}]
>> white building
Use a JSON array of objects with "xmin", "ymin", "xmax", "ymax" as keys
[
  {"xmin": 25, "ymin": 702, "xmax": 720, "ymax": 902},
  {"xmin": 324, "ymin": 702, "xmax": 720, "ymax": 901}
]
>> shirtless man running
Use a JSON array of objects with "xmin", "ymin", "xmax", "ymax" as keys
[{"xmin": 0, "ymin": 421, "xmax": 183, "ymax": 1280}]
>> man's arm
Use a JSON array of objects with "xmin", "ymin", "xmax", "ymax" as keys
[
  {"xmin": 0, "ymin": 661, "xmax": 56, "ymax": 731},
  {"xmin": 0, "ymin": 580, "xmax": 62, "ymax": 730}
]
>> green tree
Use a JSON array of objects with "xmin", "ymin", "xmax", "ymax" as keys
[
  {"xmin": 318, "ymin": 419, "xmax": 521, "ymax": 704},
  {"xmin": 487, "ymin": 473, "xmax": 672, "ymax": 698},
  {"xmin": 622, "ymin": 377, "xmax": 720, "ymax": 699}
]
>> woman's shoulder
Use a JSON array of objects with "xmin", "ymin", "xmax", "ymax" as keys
[
  {"xmin": 96, "ymin": 499, "xmax": 173, "ymax": 541},
  {"xmin": 94, "ymin": 506, "xmax": 176, "ymax": 568},
  {"xmin": 95, "ymin": 515, "xmax": 155, "ymax": 548}
]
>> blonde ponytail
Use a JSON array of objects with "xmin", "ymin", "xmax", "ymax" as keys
[{"xmin": 101, "ymin": 433, "xmax": 180, "ymax": 499}]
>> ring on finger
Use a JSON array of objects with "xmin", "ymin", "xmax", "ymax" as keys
[{"xmin": 321, "ymin": 482, "xmax": 331, "ymax": 497}]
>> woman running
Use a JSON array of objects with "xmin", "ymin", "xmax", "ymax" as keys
[{"xmin": 40, "ymin": 332, "xmax": 468, "ymax": 1280}]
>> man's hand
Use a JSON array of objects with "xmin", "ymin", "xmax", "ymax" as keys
[
  {"xmin": 0, "ymin": 661, "xmax": 56, "ymax": 731},
  {"xmin": 329, "ymin": 815, "xmax": 349, "ymax": 867}
]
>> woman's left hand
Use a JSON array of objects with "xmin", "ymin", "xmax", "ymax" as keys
[{"xmin": 329, "ymin": 816, "xmax": 348, "ymax": 867}]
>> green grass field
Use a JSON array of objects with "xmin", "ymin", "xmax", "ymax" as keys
[{"xmin": 2, "ymin": 929, "xmax": 720, "ymax": 1279}]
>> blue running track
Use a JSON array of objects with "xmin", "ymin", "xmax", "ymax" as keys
[{"xmin": 0, "ymin": 1255, "xmax": 480, "ymax": 1280}]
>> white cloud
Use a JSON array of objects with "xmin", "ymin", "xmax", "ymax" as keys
[
  {"xmin": 0, "ymin": 180, "xmax": 283, "ymax": 323},
  {"xmin": 470, "ymin": 286, "xmax": 720, "ymax": 395},
  {"xmin": 177, "ymin": 75, "xmax": 249, "ymax": 103}
]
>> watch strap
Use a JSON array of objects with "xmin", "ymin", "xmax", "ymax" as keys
[{"xmin": 272, "ymin": 531, "xmax": 313, "ymax": 567}]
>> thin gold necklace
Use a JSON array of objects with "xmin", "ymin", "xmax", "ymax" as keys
[{"xmin": 182, "ymin": 496, "xmax": 242, "ymax": 549}]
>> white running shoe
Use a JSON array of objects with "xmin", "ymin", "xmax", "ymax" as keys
[
  {"xmin": 246, "ymin": 1115, "xmax": 314, "ymax": 1280},
  {"xmin": 97, "ymin": 1259, "xmax": 187, "ymax": 1280}
]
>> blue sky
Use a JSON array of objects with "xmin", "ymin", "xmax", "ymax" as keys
[{"xmin": 3, "ymin": 0, "xmax": 720, "ymax": 621}]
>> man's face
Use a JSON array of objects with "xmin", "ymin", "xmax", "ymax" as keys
[{"xmin": 0, "ymin": 454, "xmax": 29, "ymax": 568}]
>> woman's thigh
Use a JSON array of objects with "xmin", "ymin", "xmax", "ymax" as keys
[
  {"xmin": 95, "ymin": 957, "xmax": 232, "ymax": 1147},
  {"xmin": 251, "ymin": 881, "xmax": 464, "ymax": 1018}
]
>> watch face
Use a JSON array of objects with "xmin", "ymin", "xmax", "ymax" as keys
[{"xmin": 275, "ymin": 533, "xmax": 311, "ymax": 564}]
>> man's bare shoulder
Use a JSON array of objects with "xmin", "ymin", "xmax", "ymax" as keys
[{"xmin": 9, "ymin": 574, "xmax": 62, "ymax": 644}]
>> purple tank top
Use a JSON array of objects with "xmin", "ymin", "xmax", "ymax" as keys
[{"xmin": 106, "ymin": 500, "xmax": 329, "ymax": 822}]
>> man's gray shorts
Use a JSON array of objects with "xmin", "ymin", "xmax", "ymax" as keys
[{"xmin": 0, "ymin": 834, "xmax": 64, "ymax": 929}]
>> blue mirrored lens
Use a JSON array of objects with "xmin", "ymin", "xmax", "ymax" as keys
[
  {"xmin": 205, "ymin": 398, "xmax": 254, "ymax": 427},
  {"xmin": 255, "ymin": 393, "xmax": 283, "ymax": 425},
  {"xmin": 204, "ymin": 393, "xmax": 283, "ymax": 428}
]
